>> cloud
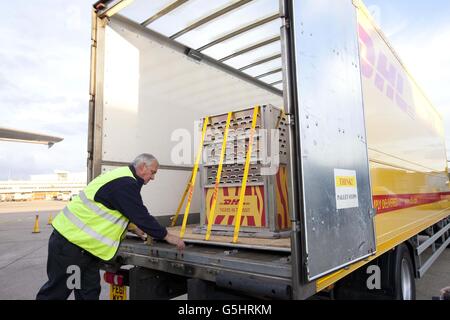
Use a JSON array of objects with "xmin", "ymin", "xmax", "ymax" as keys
[
  {"xmin": 66, "ymin": 5, "xmax": 82, "ymax": 31},
  {"xmin": 392, "ymin": 26, "xmax": 450, "ymax": 106},
  {"xmin": 0, "ymin": 133, "xmax": 87, "ymax": 180},
  {"xmin": 366, "ymin": 3, "xmax": 410, "ymax": 38},
  {"xmin": 0, "ymin": 1, "xmax": 92, "ymax": 179}
]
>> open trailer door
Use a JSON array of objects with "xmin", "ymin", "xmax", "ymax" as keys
[{"xmin": 285, "ymin": 0, "xmax": 376, "ymax": 281}]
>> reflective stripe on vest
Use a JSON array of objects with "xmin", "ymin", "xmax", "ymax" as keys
[
  {"xmin": 78, "ymin": 191, "xmax": 128, "ymax": 230},
  {"xmin": 62, "ymin": 207, "xmax": 121, "ymax": 248},
  {"xmin": 52, "ymin": 166, "xmax": 135, "ymax": 261}
]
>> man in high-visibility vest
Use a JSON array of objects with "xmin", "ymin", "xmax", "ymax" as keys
[{"xmin": 36, "ymin": 154, "xmax": 185, "ymax": 300}]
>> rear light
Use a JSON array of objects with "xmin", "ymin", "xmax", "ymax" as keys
[{"xmin": 103, "ymin": 271, "xmax": 124, "ymax": 286}]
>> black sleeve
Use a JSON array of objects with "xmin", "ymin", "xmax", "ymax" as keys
[{"xmin": 95, "ymin": 178, "xmax": 168, "ymax": 239}]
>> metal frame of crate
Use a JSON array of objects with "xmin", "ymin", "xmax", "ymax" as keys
[{"xmin": 195, "ymin": 105, "xmax": 290, "ymax": 238}]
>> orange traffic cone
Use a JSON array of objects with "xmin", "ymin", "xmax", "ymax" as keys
[
  {"xmin": 47, "ymin": 213, "xmax": 53, "ymax": 225},
  {"xmin": 32, "ymin": 215, "xmax": 40, "ymax": 233}
]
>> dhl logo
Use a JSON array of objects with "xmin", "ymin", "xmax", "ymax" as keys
[
  {"xmin": 358, "ymin": 23, "xmax": 416, "ymax": 119},
  {"xmin": 205, "ymin": 187, "xmax": 264, "ymax": 227},
  {"xmin": 222, "ymin": 199, "xmax": 240, "ymax": 205},
  {"xmin": 204, "ymin": 166, "xmax": 291, "ymax": 230},
  {"xmin": 335, "ymin": 176, "xmax": 357, "ymax": 187}
]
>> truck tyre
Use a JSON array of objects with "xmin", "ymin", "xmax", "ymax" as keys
[
  {"xmin": 333, "ymin": 243, "xmax": 416, "ymax": 300},
  {"xmin": 391, "ymin": 244, "xmax": 415, "ymax": 300}
]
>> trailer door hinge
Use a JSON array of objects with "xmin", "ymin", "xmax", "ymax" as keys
[
  {"xmin": 286, "ymin": 114, "xmax": 295, "ymax": 126},
  {"xmin": 292, "ymin": 220, "xmax": 301, "ymax": 232},
  {"xmin": 281, "ymin": 17, "xmax": 290, "ymax": 29}
]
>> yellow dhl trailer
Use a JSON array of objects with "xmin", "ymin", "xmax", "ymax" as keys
[{"xmin": 88, "ymin": 0, "xmax": 450, "ymax": 299}]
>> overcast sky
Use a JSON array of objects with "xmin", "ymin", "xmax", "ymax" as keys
[
  {"xmin": 0, "ymin": 0, "xmax": 449, "ymax": 180},
  {"xmin": 0, "ymin": 0, "xmax": 92, "ymax": 180}
]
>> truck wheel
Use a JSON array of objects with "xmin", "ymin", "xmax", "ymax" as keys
[
  {"xmin": 391, "ymin": 244, "xmax": 416, "ymax": 300},
  {"xmin": 333, "ymin": 244, "xmax": 416, "ymax": 300}
]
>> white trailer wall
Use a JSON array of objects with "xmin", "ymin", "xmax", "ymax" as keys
[{"xmin": 96, "ymin": 15, "xmax": 283, "ymax": 216}]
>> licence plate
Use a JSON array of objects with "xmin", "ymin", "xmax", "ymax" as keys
[{"xmin": 110, "ymin": 284, "xmax": 127, "ymax": 300}]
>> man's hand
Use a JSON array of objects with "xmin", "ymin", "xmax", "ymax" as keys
[
  {"xmin": 164, "ymin": 232, "xmax": 186, "ymax": 251},
  {"xmin": 128, "ymin": 223, "xmax": 147, "ymax": 241}
]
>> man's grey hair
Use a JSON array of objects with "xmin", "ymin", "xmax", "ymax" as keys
[{"xmin": 132, "ymin": 154, "xmax": 159, "ymax": 169}]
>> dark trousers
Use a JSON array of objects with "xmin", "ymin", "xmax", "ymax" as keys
[{"xmin": 36, "ymin": 230, "xmax": 101, "ymax": 300}]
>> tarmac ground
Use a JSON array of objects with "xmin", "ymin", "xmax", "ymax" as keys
[
  {"xmin": 0, "ymin": 201, "xmax": 110, "ymax": 300},
  {"xmin": 0, "ymin": 201, "xmax": 448, "ymax": 300}
]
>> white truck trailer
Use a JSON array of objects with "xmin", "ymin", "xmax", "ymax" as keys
[{"xmin": 88, "ymin": 0, "xmax": 450, "ymax": 299}]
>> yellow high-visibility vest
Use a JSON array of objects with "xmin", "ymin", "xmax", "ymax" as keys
[{"xmin": 52, "ymin": 167, "xmax": 134, "ymax": 261}]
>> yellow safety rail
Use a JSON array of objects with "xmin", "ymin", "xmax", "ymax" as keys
[
  {"xmin": 205, "ymin": 112, "xmax": 233, "ymax": 240},
  {"xmin": 233, "ymin": 106, "xmax": 259, "ymax": 243},
  {"xmin": 170, "ymin": 173, "xmax": 192, "ymax": 227},
  {"xmin": 180, "ymin": 117, "xmax": 209, "ymax": 238}
]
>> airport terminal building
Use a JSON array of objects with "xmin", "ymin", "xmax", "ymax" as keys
[{"xmin": 0, "ymin": 171, "xmax": 86, "ymax": 201}]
